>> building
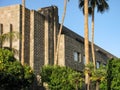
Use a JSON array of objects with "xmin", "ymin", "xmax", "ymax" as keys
[{"xmin": 0, "ymin": 4, "xmax": 117, "ymax": 76}]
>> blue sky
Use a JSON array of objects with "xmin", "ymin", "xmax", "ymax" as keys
[{"xmin": 0, "ymin": 0, "xmax": 120, "ymax": 57}]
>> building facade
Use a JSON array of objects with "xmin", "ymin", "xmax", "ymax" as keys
[{"xmin": 0, "ymin": 4, "xmax": 116, "ymax": 76}]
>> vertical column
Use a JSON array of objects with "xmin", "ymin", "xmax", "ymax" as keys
[
  {"xmin": 53, "ymin": 6, "xmax": 58, "ymax": 65},
  {"xmin": 30, "ymin": 10, "xmax": 34, "ymax": 70},
  {"xmin": 10, "ymin": 24, "xmax": 12, "ymax": 48},
  {"xmin": 21, "ymin": 4, "xmax": 25, "ymax": 65},
  {"xmin": 0, "ymin": 24, "xmax": 3, "ymax": 48},
  {"xmin": 22, "ymin": 0, "xmax": 25, "ymax": 7},
  {"xmin": 44, "ymin": 16, "xmax": 49, "ymax": 65}
]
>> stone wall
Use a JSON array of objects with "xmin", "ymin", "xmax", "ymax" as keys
[
  {"xmin": 23, "ymin": 7, "xmax": 31, "ymax": 64},
  {"xmin": 0, "ymin": 4, "xmax": 117, "ymax": 90},
  {"xmin": 58, "ymin": 33, "xmax": 85, "ymax": 71},
  {"xmin": 38, "ymin": 6, "xmax": 59, "ymax": 65},
  {"xmin": 64, "ymin": 35, "xmax": 84, "ymax": 71},
  {"xmin": 0, "ymin": 5, "xmax": 21, "ymax": 60},
  {"xmin": 30, "ymin": 10, "xmax": 45, "ymax": 75},
  {"xmin": 59, "ymin": 26, "xmax": 116, "ymax": 71},
  {"xmin": 0, "ymin": 5, "xmax": 31, "ymax": 63}
]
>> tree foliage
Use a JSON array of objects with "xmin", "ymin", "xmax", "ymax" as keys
[
  {"xmin": 85, "ymin": 62, "xmax": 107, "ymax": 90},
  {"xmin": 0, "ymin": 49, "xmax": 35, "ymax": 90},
  {"xmin": 40, "ymin": 65, "xmax": 83, "ymax": 90},
  {"xmin": 84, "ymin": 59, "xmax": 120, "ymax": 90},
  {"xmin": 107, "ymin": 58, "xmax": 120, "ymax": 90}
]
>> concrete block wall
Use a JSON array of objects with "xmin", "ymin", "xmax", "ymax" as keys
[
  {"xmin": 0, "ymin": 4, "xmax": 117, "ymax": 90},
  {"xmin": 0, "ymin": 4, "xmax": 59, "ymax": 74},
  {"xmin": 23, "ymin": 7, "xmax": 31, "ymax": 64},
  {"xmin": 0, "ymin": 4, "xmax": 116, "ymax": 75},
  {"xmin": 38, "ymin": 6, "xmax": 59, "ymax": 65},
  {"xmin": 0, "ymin": 5, "xmax": 21, "ymax": 60},
  {"xmin": 0, "ymin": 5, "xmax": 31, "ymax": 64},
  {"xmin": 64, "ymin": 35, "xmax": 84, "ymax": 71},
  {"xmin": 30, "ymin": 10, "xmax": 45, "ymax": 75},
  {"xmin": 60, "ymin": 26, "xmax": 116, "ymax": 71},
  {"xmin": 95, "ymin": 47, "xmax": 111, "ymax": 64}
]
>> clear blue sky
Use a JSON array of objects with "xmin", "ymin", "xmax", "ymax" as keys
[{"xmin": 0, "ymin": 0, "xmax": 120, "ymax": 57}]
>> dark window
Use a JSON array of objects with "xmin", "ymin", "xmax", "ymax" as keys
[
  {"xmin": 96, "ymin": 61, "xmax": 100, "ymax": 68},
  {"xmin": 73, "ymin": 52, "xmax": 81, "ymax": 62},
  {"xmin": 83, "ymin": 55, "xmax": 85, "ymax": 64}
]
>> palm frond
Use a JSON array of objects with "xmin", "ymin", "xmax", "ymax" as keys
[
  {"xmin": 97, "ymin": 0, "xmax": 109, "ymax": 13},
  {"xmin": 78, "ymin": 0, "xmax": 109, "ymax": 15},
  {"xmin": 90, "ymin": 65, "xmax": 107, "ymax": 82},
  {"xmin": 0, "ymin": 31, "xmax": 19, "ymax": 44},
  {"xmin": 78, "ymin": 0, "xmax": 84, "ymax": 15}
]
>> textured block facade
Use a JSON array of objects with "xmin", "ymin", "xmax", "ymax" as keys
[
  {"xmin": 0, "ymin": 5, "xmax": 21, "ymax": 59},
  {"xmin": 0, "ymin": 4, "xmax": 117, "ymax": 75},
  {"xmin": 59, "ymin": 26, "xmax": 116, "ymax": 71},
  {"xmin": 30, "ymin": 10, "xmax": 45, "ymax": 74}
]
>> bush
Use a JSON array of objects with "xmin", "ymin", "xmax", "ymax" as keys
[
  {"xmin": 40, "ymin": 65, "xmax": 83, "ymax": 90},
  {"xmin": 107, "ymin": 58, "xmax": 120, "ymax": 90},
  {"xmin": 0, "ymin": 49, "xmax": 35, "ymax": 90}
]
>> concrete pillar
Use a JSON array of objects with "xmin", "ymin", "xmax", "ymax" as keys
[{"xmin": 10, "ymin": 24, "xmax": 12, "ymax": 48}]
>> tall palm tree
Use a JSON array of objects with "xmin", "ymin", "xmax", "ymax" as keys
[
  {"xmin": 79, "ymin": 0, "xmax": 90, "ymax": 90},
  {"xmin": 79, "ymin": 0, "xmax": 109, "ymax": 70},
  {"xmin": 91, "ymin": 66, "xmax": 107, "ymax": 90},
  {"xmin": 79, "ymin": 0, "xmax": 109, "ymax": 90},
  {"xmin": 90, "ymin": 0, "xmax": 109, "ymax": 70},
  {"xmin": 85, "ymin": 62, "xmax": 107, "ymax": 90},
  {"xmin": 54, "ymin": 0, "xmax": 69, "ymax": 65}
]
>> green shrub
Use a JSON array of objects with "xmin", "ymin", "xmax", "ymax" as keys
[
  {"xmin": 40, "ymin": 65, "xmax": 83, "ymax": 90},
  {"xmin": 0, "ymin": 49, "xmax": 35, "ymax": 90},
  {"xmin": 107, "ymin": 58, "xmax": 120, "ymax": 90}
]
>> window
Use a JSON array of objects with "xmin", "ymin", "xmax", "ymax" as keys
[
  {"xmin": 73, "ymin": 52, "xmax": 81, "ymax": 62},
  {"xmin": 83, "ymin": 55, "xmax": 85, "ymax": 64},
  {"xmin": 73, "ymin": 52, "xmax": 78, "ymax": 61},
  {"xmin": 103, "ymin": 64, "xmax": 106, "ymax": 67},
  {"xmin": 96, "ymin": 61, "xmax": 100, "ymax": 68}
]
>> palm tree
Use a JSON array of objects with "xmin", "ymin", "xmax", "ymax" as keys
[
  {"xmin": 0, "ymin": 31, "xmax": 19, "ymax": 54},
  {"xmin": 85, "ymin": 62, "xmax": 107, "ymax": 90},
  {"xmin": 90, "ymin": 0, "xmax": 109, "ymax": 70},
  {"xmin": 79, "ymin": 1, "xmax": 109, "ymax": 89},
  {"xmin": 79, "ymin": 0, "xmax": 109, "ymax": 70},
  {"xmin": 91, "ymin": 66, "xmax": 107, "ymax": 90},
  {"xmin": 54, "ymin": 0, "xmax": 69, "ymax": 65},
  {"xmin": 81, "ymin": 0, "xmax": 90, "ymax": 90},
  {"xmin": 79, "ymin": 0, "xmax": 109, "ymax": 89},
  {"xmin": 69, "ymin": 72, "xmax": 83, "ymax": 90}
]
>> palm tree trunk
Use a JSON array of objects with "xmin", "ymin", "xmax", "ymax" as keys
[
  {"xmin": 91, "ymin": 7, "xmax": 99, "ymax": 90},
  {"xmin": 54, "ymin": 0, "xmax": 68, "ymax": 65},
  {"xmin": 84, "ymin": 0, "xmax": 90, "ymax": 90},
  {"xmin": 76, "ymin": 84, "xmax": 78, "ymax": 90},
  {"xmin": 21, "ymin": 0, "xmax": 25, "ymax": 65},
  {"xmin": 91, "ymin": 7, "xmax": 96, "ymax": 70},
  {"xmin": 0, "ymin": 24, "xmax": 3, "ymax": 48},
  {"xmin": 96, "ymin": 81, "xmax": 99, "ymax": 90}
]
